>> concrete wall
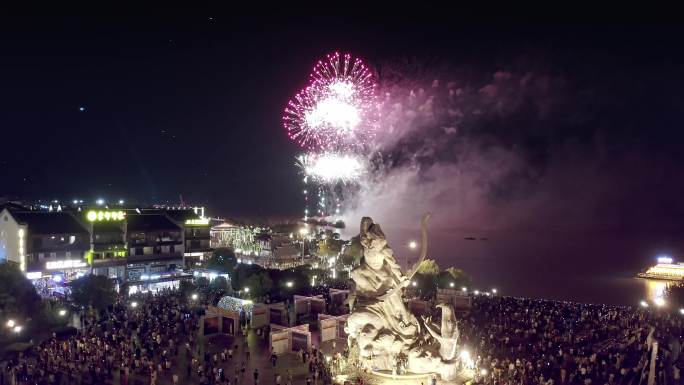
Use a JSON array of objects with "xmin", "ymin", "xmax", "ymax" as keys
[{"xmin": 0, "ymin": 209, "xmax": 26, "ymax": 269}]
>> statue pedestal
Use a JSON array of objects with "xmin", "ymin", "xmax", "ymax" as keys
[
  {"xmin": 349, "ymin": 369, "xmax": 472, "ymax": 385},
  {"xmin": 436, "ymin": 361, "xmax": 460, "ymax": 381}
]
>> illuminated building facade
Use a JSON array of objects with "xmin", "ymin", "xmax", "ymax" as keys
[
  {"xmin": 0, "ymin": 208, "xmax": 90, "ymax": 279},
  {"xmin": 165, "ymin": 209, "xmax": 211, "ymax": 266},
  {"xmin": 125, "ymin": 214, "xmax": 184, "ymax": 281},
  {"xmin": 89, "ymin": 215, "xmax": 128, "ymax": 279},
  {"xmin": 210, "ymin": 222, "xmax": 240, "ymax": 248},
  {"xmin": 1, "ymin": 206, "xmax": 209, "ymax": 284}
]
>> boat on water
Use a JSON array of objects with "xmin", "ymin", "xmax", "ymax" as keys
[{"xmin": 636, "ymin": 256, "xmax": 684, "ymax": 281}]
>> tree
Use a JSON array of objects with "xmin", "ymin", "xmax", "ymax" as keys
[
  {"xmin": 70, "ymin": 275, "xmax": 115, "ymax": 310},
  {"xmin": 34, "ymin": 300, "xmax": 69, "ymax": 329},
  {"xmin": 232, "ymin": 263, "xmax": 266, "ymax": 292},
  {"xmin": 413, "ymin": 272, "xmax": 438, "ymax": 300},
  {"xmin": 0, "ymin": 262, "xmax": 41, "ymax": 320},
  {"xmin": 439, "ymin": 267, "xmax": 471, "ymax": 289},
  {"xmin": 305, "ymin": 267, "xmax": 327, "ymax": 283},
  {"xmin": 272, "ymin": 266, "xmax": 311, "ymax": 291},
  {"xmin": 207, "ymin": 248, "xmax": 238, "ymax": 274},
  {"xmin": 318, "ymin": 231, "xmax": 343, "ymax": 258},
  {"xmin": 210, "ymin": 276, "xmax": 230, "ymax": 292},
  {"xmin": 410, "ymin": 260, "xmax": 441, "ymax": 300},
  {"xmin": 416, "ymin": 259, "xmax": 440, "ymax": 276},
  {"xmin": 244, "ymin": 272, "xmax": 273, "ymax": 299},
  {"xmin": 340, "ymin": 236, "xmax": 363, "ymax": 267}
]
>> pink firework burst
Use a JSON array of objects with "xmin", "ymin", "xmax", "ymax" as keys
[{"xmin": 283, "ymin": 52, "xmax": 377, "ymax": 151}]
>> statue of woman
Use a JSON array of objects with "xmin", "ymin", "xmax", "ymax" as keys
[{"xmin": 345, "ymin": 217, "xmax": 420, "ymax": 362}]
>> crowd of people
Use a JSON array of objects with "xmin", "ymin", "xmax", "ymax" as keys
[
  {"xmin": 3, "ymin": 282, "xmax": 683, "ymax": 385},
  {"xmin": 0, "ymin": 286, "xmax": 338, "ymax": 385},
  {"xmin": 1, "ymin": 287, "xmax": 255, "ymax": 385},
  {"xmin": 460, "ymin": 296, "xmax": 680, "ymax": 385},
  {"xmin": 2, "ymin": 289, "xmax": 197, "ymax": 384}
]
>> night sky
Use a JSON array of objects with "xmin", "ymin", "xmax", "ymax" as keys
[{"xmin": 3, "ymin": 17, "xmax": 684, "ymax": 302}]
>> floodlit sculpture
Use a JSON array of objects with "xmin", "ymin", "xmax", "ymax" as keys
[
  {"xmin": 423, "ymin": 304, "xmax": 460, "ymax": 360},
  {"xmin": 344, "ymin": 214, "xmax": 467, "ymax": 380}
]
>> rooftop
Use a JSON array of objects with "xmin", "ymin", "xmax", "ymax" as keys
[
  {"xmin": 126, "ymin": 214, "xmax": 181, "ymax": 232},
  {"xmin": 11, "ymin": 211, "xmax": 89, "ymax": 235},
  {"xmin": 163, "ymin": 209, "xmax": 202, "ymax": 222}
]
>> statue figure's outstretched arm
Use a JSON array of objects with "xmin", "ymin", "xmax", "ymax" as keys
[{"xmin": 384, "ymin": 251, "xmax": 407, "ymax": 283}]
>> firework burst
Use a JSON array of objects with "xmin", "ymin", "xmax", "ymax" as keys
[
  {"xmin": 284, "ymin": 52, "xmax": 377, "ymax": 151},
  {"xmin": 297, "ymin": 152, "xmax": 365, "ymax": 183}
]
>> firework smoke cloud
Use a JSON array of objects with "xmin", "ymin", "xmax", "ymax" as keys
[{"xmin": 343, "ymin": 62, "xmax": 569, "ymax": 235}]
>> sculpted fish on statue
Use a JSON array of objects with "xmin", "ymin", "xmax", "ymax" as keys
[
  {"xmin": 423, "ymin": 304, "xmax": 460, "ymax": 360},
  {"xmin": 344, "ymin": 214, "xmax": 465, "ymax": 380}
]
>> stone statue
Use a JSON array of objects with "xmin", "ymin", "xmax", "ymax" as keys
[
  {"xmin": 423, "ymin": 304, "xmax": 460, "ymax": 360},
  {"xmin": 344, "ymin": 217, "xmax": 419, "ymax": 369},
  {"xmin": 344, "ymin": 214, "xmax": 467, "ymax": 381}
]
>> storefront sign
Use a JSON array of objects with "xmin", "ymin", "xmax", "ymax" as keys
[{"xmin": 46, "ymin": 260, "xmax": 87, "ymax": 269}]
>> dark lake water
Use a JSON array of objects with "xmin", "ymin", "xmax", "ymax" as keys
[{"xmin": 385, "ymin": 228, "xmax": 684, "ymax": 306}]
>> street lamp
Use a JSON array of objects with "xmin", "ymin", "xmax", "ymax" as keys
[
  {"xmin": 58, "ymin": 309, "xmax": 67, "ymax": 317},
  {"xmin": 191, "ymin": 293, "xmax": 199, "ymax": 301},
  {"xmin": 404, "ymin": 241, "xmax": 418, "ymax": 270},
  {"xmin": 131, "ymin": 301, "xmax": 138, "ymax": 308},
  {"xmin": 6, "ymin": 319, "xmax": 15, "ymax": 328},
  {"xmin": 461, "ymin": 287, "xmax": 467, "ymax": 292},
  {"xmin": 13, "ymin": 325, "xmax": 22, "ymax": 333},
  {"xmin": 640, "ymin": 300, "xmax": 649, "ymax": 308},
  {"xmin": 244, "ymin": 287, "xmax": 250, "ymax": 293},
  {"xmin": 286, "ymin": 281, "xmax": 293, "ymax": 288},
  {"xmin": 492, "ymin": 288, "xmax": 497, "ymax": 294},
  {"xmin": 449, "ymin": 282, "xmax": 455, "ymax": 288}
]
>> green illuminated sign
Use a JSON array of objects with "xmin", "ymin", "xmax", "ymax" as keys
[
  {"xmin": 87, "ymin": 210, "xmax": 126, "ymax": 222},
  {"xmin": 185, "ymin": 218, "xmax": 209, "ymax": 225}
]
